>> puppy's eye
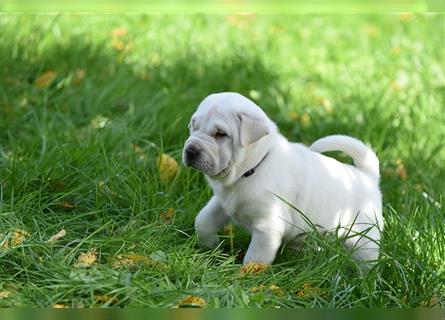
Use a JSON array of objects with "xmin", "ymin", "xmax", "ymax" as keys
[{"xmin": 215, "ymin": 131, "xmax": 228, "ymax": 139}]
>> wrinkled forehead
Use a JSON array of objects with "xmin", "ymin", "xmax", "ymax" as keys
[
  {"xmin": 191, "ymin": 93, "xmax": 261, "ymax": 125},
  {"xmin": 191, "ymin": 106, "xmax": 233, "ymax": 131}
]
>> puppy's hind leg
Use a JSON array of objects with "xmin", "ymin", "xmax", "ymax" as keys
[{"xmin": 195, "ymin": 196, "xmax": 229, "ymax": 249}]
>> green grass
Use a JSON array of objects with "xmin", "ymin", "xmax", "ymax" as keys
[{"xmin": 0, "ymin": 13, "xmax": 444, "ymax": 308}]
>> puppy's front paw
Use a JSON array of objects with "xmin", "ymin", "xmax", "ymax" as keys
[{"xmin": 197, "ymin": 234, "xmax": 220, "ymax": 249}]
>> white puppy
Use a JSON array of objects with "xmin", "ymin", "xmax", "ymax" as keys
[{"xmin": 182, "ymin": 92, "xmax": 383, "ymax": 268}]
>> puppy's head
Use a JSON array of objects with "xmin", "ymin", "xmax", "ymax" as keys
[{"xmin": 182, "ymin": 92, "xmax": 273, "ymax": 177}]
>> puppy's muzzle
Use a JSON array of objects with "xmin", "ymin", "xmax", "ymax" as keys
[
  {"xmin": 183, "ymin": 139, "xmax": 218, "ymax": 175},
  {"xmin": 184, "ymin": 144, "xmax": 201, "ymax": 164}
]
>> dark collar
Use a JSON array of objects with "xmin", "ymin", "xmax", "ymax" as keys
[{"xmin": 242, "ymin": 152, "xmax": 270, "ymax": 178}]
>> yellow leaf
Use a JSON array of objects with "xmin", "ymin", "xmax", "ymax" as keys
[
  {"xmin": 0, "ymin": 290, "xmax": 13, "ymax": 299},
  {"xmin": 72, "ymin": 69, "xmax": 86, "ymax": 85},
  {"xmin": 157, "ymin": 153, "xmax": 179, "ymax": 184},
  {"xmin": 251, "ymin": 284, "xmax": 284, "ymax": 296},
  {"xmin": 269, "ymin": 284, "xmax": 284, "ymax": 296},
  {"xmin": 94, "ymin": 294, "xmax": 119, "ymax": 305},
  {"xmin": 112, "ymin": 39, "xmax": 125, "ymax": 51},
  {"xmin": 295, "ymin": 283, "xmax": 325, "ymax": 298},
  {"xmin": 289, "ymin": 111, "xmax": 299, "ymax": 121},
  {"xmin": 112, "ymin": 27, "xmax": 128, "ymax": 37},
  {"xmin": 34, "ymin": 70, "xmax": 57, "ymax": 88},
  {"xmin": 399, "ymin": 12, "xmax": 414, "ymax": 22},
  {"xmin": 9, "ymin": 229, "xmax": 30, "ymax": 247},
  {"xmin": 52, "ymin": 304, "xmax": 68, "ymax": 308},
  {"xmin": 111, "ymin": 253, "xmax": 166, "ymax": 270},
  {"xmin": 160, "ymin": 208, "xmax": 174, "ymax": 224},
  {"xmin": 74, "ymin": 249, "xmax": 97, "ymax": 268},
  {"xmin": 111, "ymin": 253, "xmax": 149, "ymax": 269},
  {"xmin": 321, "ymin": 97, "xmax": 333, "ymax": 113},
  {"xmin": 178, "ymin": 295, "xmax": 207, "ymax": 308},
  {"xmin": 423, "ymin": 294, "xmax": 440, "ymax": 307},
  {"xmin": 300, "ymin": 113, "xmax": 311, "ymax": 127},
  {"xmin": 250, "ymin": 284, "xmax": 266, "ymax": 292},
  {"xmin": 240, "ymin": 262, "xmax": 269, "ymax": 275},
  {"xmin": 47, "ymin": 228, "xmax": 66, "ymax": 243},
  {"xmin": 395, "ymin": 158, "xmax": 408, "ymax": 180},
  {"xmin": 58, "ymin": 201, "xmax": 76, "ymax": 210},
  {"xmin": 90, "ymin": 115, "xmax": 110, "ymax": 129}
]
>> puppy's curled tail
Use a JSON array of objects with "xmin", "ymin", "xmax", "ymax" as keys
[{"xmin": 310, "ymin": 135, "xmax": 380, "ymax": 180}]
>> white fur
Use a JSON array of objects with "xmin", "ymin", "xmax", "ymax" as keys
[{"xmin": 186, "ymin": 92, "xmax": 383, "ymax": 268}]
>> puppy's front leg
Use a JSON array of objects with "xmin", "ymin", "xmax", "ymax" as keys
[
  {"xmin": 195, "ymin": 196, "xmax": 229, "ymax": 249},
  {"xmin": 243, "ymin": 229, "xmax": 283, "ymax": 265}
]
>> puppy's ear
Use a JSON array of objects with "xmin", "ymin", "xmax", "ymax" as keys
[{"xmin": 237, "ymin": 112, "xmax": 270, "ymax": 147}]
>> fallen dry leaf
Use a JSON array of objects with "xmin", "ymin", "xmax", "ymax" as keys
[
  {"xmin": 112, "ymin": 39, "xmax": 125, "ymax": 51},
  {"xmin": 72, "ymin": 69, "xmax": 86, "ymax": 85},
  {"xmin": 251, "ymin": 284, "xmax": 284, "ymax": 296},
  {"xmin": 1, "ymin": 229, "xmax": 30, "ymax": 249},
  {"xmin": 295, "ymin": 282, "xmax": 326, "ymax": 298},
  {"xmin": 94, "ymin": 294, "xmax": 119, "ymax": 305},
  {"xmin": 47, "ymin": 229, "xmax": 66, "ymax": 243},
  {"xmin": 395, "ymin": 158, "xmax": 408, "ymax": 180},
  {"xmin": 111, "ymin": 253, "xmax": 166, "ymax": 270},
  {"xmin": 10, "ymin": 229, "xmax": 28, "ymax": 247},
  {"xmin": 321, "ymin": 97, "xmax": 333, "ymax": 113},
  {"xmin": 289, "ymin": 111, "xmax": 299, "ymax": 121},
  {"xmin": 58, "ymin": 201, "xmax": 77, "ymax": 210},
  {"xmin": 399, "ymin": 12, "xmax": 414, "ymax": 22},
  {"xmin": 97, "ymin": 180, "xmax": 106, "ymax": 188},
  {"xmin": 112, "ymin": 27, "xmax": 128, "ymax": 37},
  {"xmin": 178, "ymin": 295, "xmax": 207, "ymax": 308},
  {"xmin": 0, "ymin": 290, "xmax": 13, "ymax": 299},
  {"xmin": 300, "ymin": 113, "xmax": 311, "ymax": 127},
  {"xmin": 90, "ymin": 115, "xmax": 110, "ymax": 129},
  {"xmin": 52, "ymin": 304, "xmax": 69, "ymax": 308},
  {"xmin": 240, "ymin": 262, "xmax": 269, "ymax": 275},
  {"xmin": 111, "ymin": 253, "xmax": 149, "ymax": 269},
  {"xmin": 160, "ymin": 208, "xmax": 174, "ymax": 224},
  {"xmin": 11, "ymin": 229, "xmax": 29, "ymax": 246},
  {"xmin": 157, "ymin": 153, "xmax": 179, "ymax": 184},
  {"xmin": 34, "ymin": 70, "xmax": 57, "ymax": 88},
  {"xmin": 423, "ymin": 294, "xmax": 440, "ymax": 307},
  {"xmin": 74, "ymin": 249, "xmax": 97, "ymax": 268},
  {"xmin": 269, "ymin": 284, "xmax": 284, "ymax": 296}
]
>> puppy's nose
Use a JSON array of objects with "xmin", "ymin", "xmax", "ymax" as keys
[{"xmin": 185, "ymin": 145, "xmax": 200, "ymax": 160}]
